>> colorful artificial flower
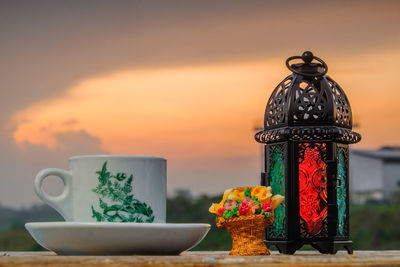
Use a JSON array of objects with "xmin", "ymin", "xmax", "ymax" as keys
[
  {"xmin": 251, "ymin": 186, "xmax": 272, "ymax": 203},
  {"xmin": 227, "ymin": 188, "xmax": 245, "ymax": 202},
  {"xmin": 209, "ymin": 186, "xmax": 284, "ymax": 218},
  {"xmin": 262, "ymin": 202, "xmax": 272, "ymax": 212},
  {"xmin": 238, "ymin": 202, "xmax": 250, "ymax": 215},
  {"xmin": 271, "ymin": 195, "xmax": 285, "ymax": 210},
  {"xmin": 243, "ymin": 196, "xmax": 258, "ymax": 214},
  {"xmin": 250, "ymin": 186, "xmax": 264, "ymax": 196},
  {"xmin": 224, "ymin": 200, "xmax": 237, "ymax": 210},
  {"xmin": 221, "ymin": 188, "xmax": 233, "ymax": 202},
  {"xmin": 243, "ymin": 196, "xmax": 253, "ymax": 205},
  {"xmin": 218, "ymin": 207, "xmax": 226, "ymax": 216},
  {"xmin": 250, "ymin": 204, "xmax": 260, "ymax": 214},
  {"xmin": 209, "ymin": 202, "xmax": 224, "ymax": 214}
]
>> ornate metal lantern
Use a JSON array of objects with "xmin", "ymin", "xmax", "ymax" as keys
[{"xmin": 255, "ymin": 51, "xmax": 361, "ymax": 254}]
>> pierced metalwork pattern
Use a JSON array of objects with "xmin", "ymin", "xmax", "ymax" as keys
[
  {"xmin": 291, "ymin": 79, "xmax": 329, "ymax": 125},
  {"xmin": 268, "ymin": 144, "xmax": 287, "ymax": 239},
  {"xmin": 255, "ymin": 126, "xmax": 361, "ymax": 144},
  {"xmin": 326, "ymin": 77, "xmax": 352, "ymax": 128},
  {"xmin": 298, "ymin": 143, "xmax": 328, "ymax": 238},
  {"xmin": 336, "ymin": 145, "xmax": 349, "ymax": 237},
  {"xmin": 265, "ymin": 76, "xmax": 293, "ymax": 128}
]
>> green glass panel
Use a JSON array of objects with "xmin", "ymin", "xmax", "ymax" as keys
[
  {"xmin": 337, "ymin": 148, "xmax": 348, "ymax": 236},
  {"xmin": 269, "ymin": 145, "xmax": 286, "ymax": 238}
]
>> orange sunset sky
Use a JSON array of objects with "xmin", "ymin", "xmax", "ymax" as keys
[{"xmin": 1, "ymin": 0, "xmax": 400, "ymax": 207}]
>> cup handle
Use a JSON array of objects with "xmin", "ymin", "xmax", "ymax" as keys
[{"xmin": 34, "ymin": 168, "xmax": 73, "ymax": 221}]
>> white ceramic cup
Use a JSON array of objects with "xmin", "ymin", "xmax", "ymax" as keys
[{"xmin": 34, "ymin": 155, "xmax": 166, "ymax": 223}]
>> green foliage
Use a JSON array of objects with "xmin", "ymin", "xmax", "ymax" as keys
[
  {"xmin": 223, "ymin": 210, "xmax": 234, "ymax": 219},
  {"xmin": 91, "ymin": 161, "xmax": 154, "ymax": 223},
  {"xmin": 232, "ymin": 206, "xmax": 239, "ymax": 216},
  {"xmin": 244, "ymin": 188, "xmax": 251, "ymax": 197},
  {"xmin": 0, "ymin": 229, "xmax": 44, "ymax": 251},
  {"xmin": 167, "ymin": 191, "xmax": 232, "ymax": 251},
  {"xmin": 1, "ymin": 190, "xmax": 400, "ymax": 251},
  {"xmin": 167, "ymin": 191, "xmax": 400, "ymax": 251},
  {"xmin": 264, "ymin": 212, "xmax": 273, "ymax": 218},
  {"xmin": 350, "ymin": 204, "xmax": 400, "ymax": 250},
  {"xmin": 0, "ymin": 204, "xmax": 62, "ymax": 230}
]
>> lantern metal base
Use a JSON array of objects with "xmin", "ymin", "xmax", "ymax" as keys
[{"xmin": 265, "ymin": 240, "xmax": 353, "ymax": 255}]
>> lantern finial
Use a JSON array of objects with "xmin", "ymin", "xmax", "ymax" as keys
[
  {"xmin": 302, "ymin": 51, "xmax": 314, "ymax": 64},
  {"xmin": 286, "ymin": 51, "xmax": 328, "ymax": 77}
]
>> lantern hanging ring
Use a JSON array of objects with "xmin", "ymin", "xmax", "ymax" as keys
[{"xmin": 285, "ymin": 51, "xmax": 328, "ymax": 77}]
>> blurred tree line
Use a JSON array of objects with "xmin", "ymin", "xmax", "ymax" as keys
[{"xmin": 0, "ymin": 190, "xmax": 399, "ymax": 251}]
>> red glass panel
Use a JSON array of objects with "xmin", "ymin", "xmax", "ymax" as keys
[{"xmin": 298, "ymin": 143, "xmax": 328, "ymax": 238}]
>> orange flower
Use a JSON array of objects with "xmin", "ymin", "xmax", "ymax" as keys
[
  {"xmin": 251, "ymin": 186, "xmax": 272, "ymax": 203},
  {"xmin": 209, "ymin": 202, "xmax": 224, "ymax": 215},
  {"xmin": 250, "ymin": 204, "xmax": 260, "ymax": 214},
  {"xmin": 244, "ymin": 197, "xmax": 259, "ymax": 214}
]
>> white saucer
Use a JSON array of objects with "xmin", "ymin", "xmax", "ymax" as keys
[{"xmin": 25, "ymin": 222, "xmax": 210, "ymax": 255}]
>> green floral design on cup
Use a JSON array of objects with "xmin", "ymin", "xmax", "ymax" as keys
[{"xmin": 91, "ymin": 161, "xmax": 154, "ymax": 223}]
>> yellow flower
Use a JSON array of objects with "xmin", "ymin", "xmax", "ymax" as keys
[
  {"xmin": 221, "ymin": 188, "xmax": 233, "ymax": 202},
  {"xmin": 271, "ymin": 194, "xmax": 285, "ymax": 210},
  {"xmin": 208, "ymin": 202, "xmax": 224, "ymax": 215},
  {"xmin": 227, "ymin": 189, "xmax": 244, "ymax": 202},
  {"xmin": 250, "ymin": 186, "xmax": 265, "ymax": 197},
  {"xmin": 251, "ymin": 186, "xmax": 272, "ymax": 203}
]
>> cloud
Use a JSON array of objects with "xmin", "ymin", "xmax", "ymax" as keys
[
  {"xmin": 1, "ymin": 0, "xmax": 399, "ymax": 125},
  {"xmin": 54, "ymin": 130, "xmax": 103, "ymax": 152},
  {"xmin": 5, "ymin": 63, "xmax": 272, "ymax": 206},
  {"xmin": 11, "ymin": 60, "xmax": 282, "ymax": 152},
  {"xmin": 0, "ymin": 129, "xmax": 107, "ymax": 208},
  {"xmin": 0, "ymin": 0, "xmax": 400, "ymax": 208},
  {"xmin": 62, "ymin": 119, "xmax": 78, "ymax": 126}
]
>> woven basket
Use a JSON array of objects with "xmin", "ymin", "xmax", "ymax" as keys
[{"xmin": 216, "ymin": 214, "xmax": 274, "ymax": 256}]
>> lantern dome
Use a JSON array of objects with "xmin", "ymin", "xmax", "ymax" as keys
[{"xmin": 255, "ymin": 51, "xmax": 361, "ymax": 144}]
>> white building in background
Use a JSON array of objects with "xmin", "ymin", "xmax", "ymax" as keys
[{"xmin": 350, "ymin": 147, "xmax": 400, "ymax": 204}]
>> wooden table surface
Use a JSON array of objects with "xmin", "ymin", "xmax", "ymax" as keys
[{"xmin": 1, "ymin": 251, "xmax": 400, "ymax": 267}]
